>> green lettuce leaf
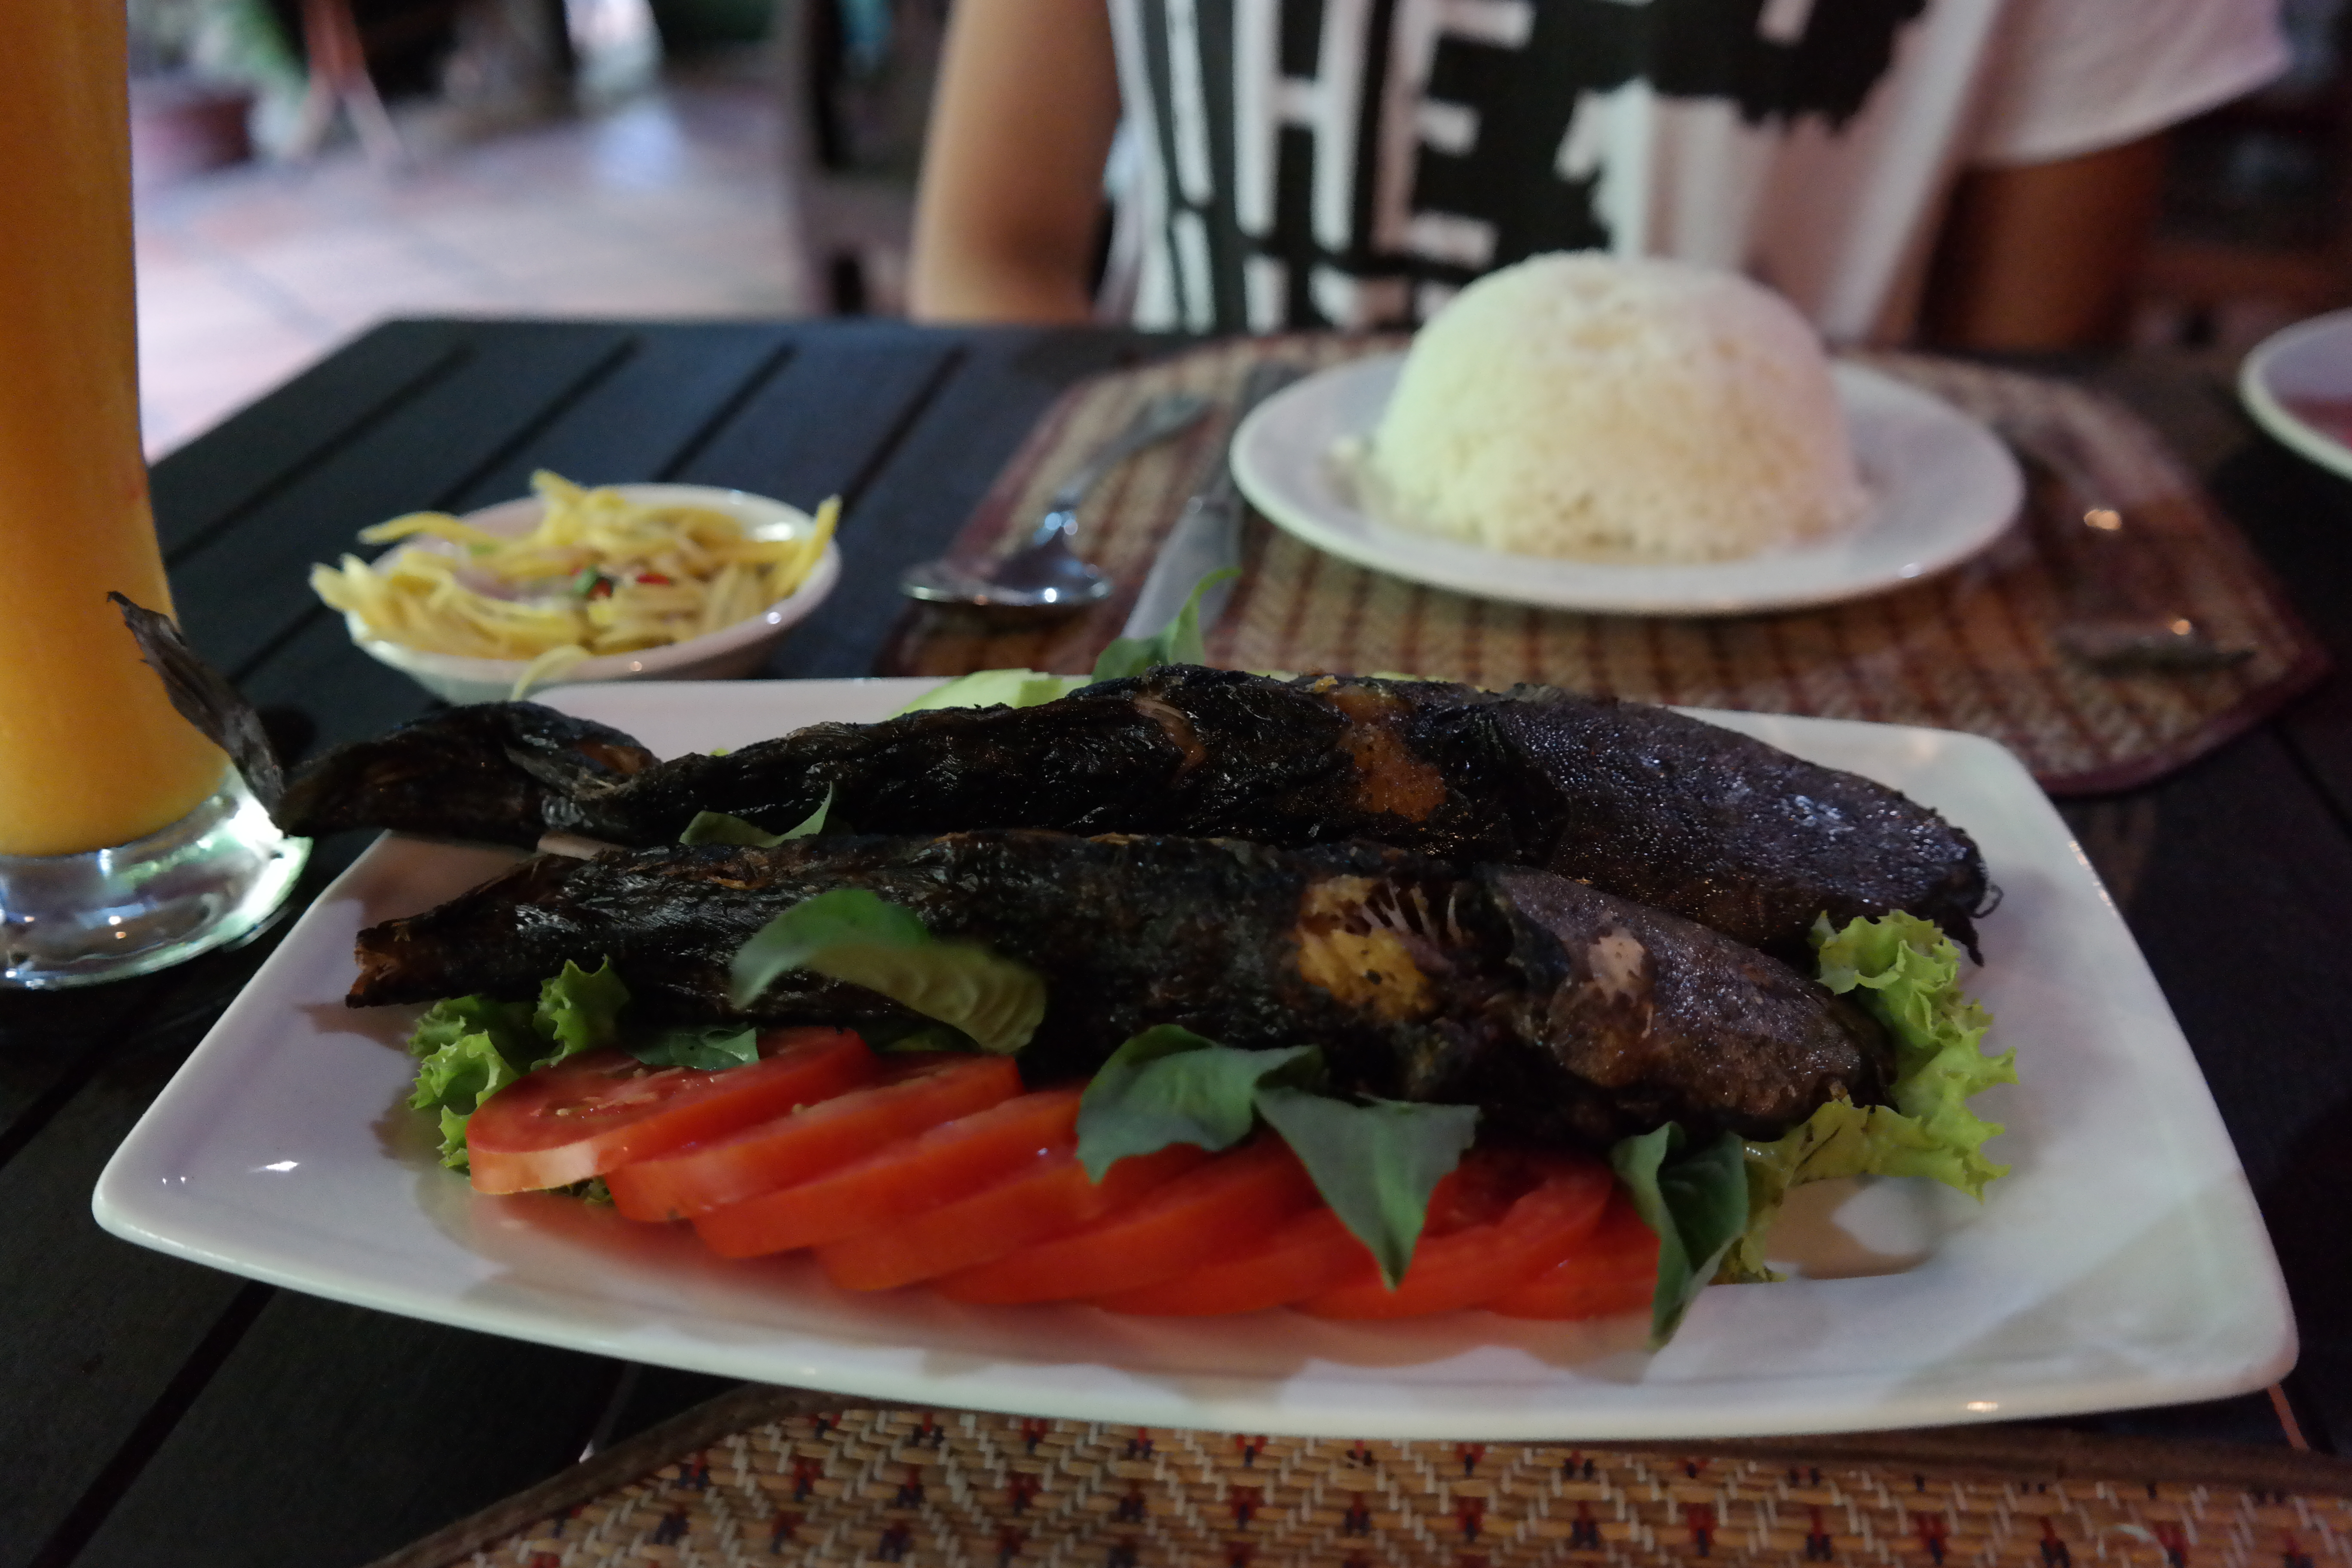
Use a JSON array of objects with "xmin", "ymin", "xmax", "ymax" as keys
[
  {"xmin": 728, "ymin": 889, "xmax": 1047, "ymax": 1055},
  {"xmin": 1719, "ymin": 1099, "xmax": 1949, "ymax": 1282},
  {"xmin": 1610, "ymin": 1124, "xmax": 1749, "ymax": 1348},
  {"xmin": 407, "ymin": 1029, "xmax": 521, "ymax": 1170},
  {"xmin": 1256, "ymin": 1087, "xmax": 1480, "ymax": 1289},
  {"xmin": 1075, "ymin": 1028, "xmax": 1318, "ymax": 1179},
  {"xmin": 1088, "ymin": 569, "xmax": 1235, "ymax": 683},
  {"xmin": 893, "ymin": 669, "xmax": 1090, "ymax": 715},
  {"xmin": 1815, "ymin": 911, "xmax": 2014, "ymax": 1191},
  {"xmin": 407, "ymin": 994, "xmax": 534, "ymax": 1063},
  {"xmin": 533, "ymin": 959, "xmax": 628, "ymax": 1063},
  {"xmin": 628, "ymin": 1022, "xmax": 762, "ymax": 1070},
  {"xmin": 1718, "ymin": 912, "xmax": 2013, "ymax": 1283},
  {"xmin": 404, "ymin": 995, "xmax": 539, "ymax": 1169},
  {"xmin": 406, "ymin": 966, "xmax": 634, "ymax": 1169},
  {"xmin": 679, "ymin": 786, "xmax": 833, "ymax": 848}
]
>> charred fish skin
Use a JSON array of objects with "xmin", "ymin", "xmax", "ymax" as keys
[
  {"xmin": 1448, "ymin": 686, "xmax": 1989, "ymax": 959},
  {"xmin": 537, "ymin": 669, "xmax": 1400, "ymax": 850},
  {"xmin": 350, "ymin": 830, "xmax": 1888, "ymax": 1147},
  {"xmin": 276, "ymin": 704, "xmax": 656, "ymax": 846},
  {"xmin": 284, "ymin": 666, "xmax": 1987, "ymax": 956},
  {"xmin": 1461, "ymin": 866, "xmax": 1888, "ymax": 1145},
  {"xmin": 352, "ymin": 832, "xmax": 1393, "ymax": 1051},
  {"xmin": 529, "ymin": 665, "xmax": 1987, "ymax": 962}
]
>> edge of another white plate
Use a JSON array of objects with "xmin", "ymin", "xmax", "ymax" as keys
[
  {"xmin": 1231, "ymin": 355, "xmax": 2021, "ymax": 616},
  {"xmin": 2240, "ymin": 308, "xmax": 2352, "ymax": 482}
]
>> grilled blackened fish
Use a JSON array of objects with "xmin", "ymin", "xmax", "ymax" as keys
[
  {"xmin": 279, "ymin": 703, "xmax": 657, "ymax": 844},
  {"xmin": 289, "ymin": 667, "xmax": 1989, "ymax": 959},
  {"xmin": 352, "ymin": 831, "xmax": 1889, "ymax": 1147}
]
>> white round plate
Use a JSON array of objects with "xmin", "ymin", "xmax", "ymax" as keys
[
  {"xmin": 2240, "ymin": 307, "xmax": 2352, "ymax": 481},
  {"xmin": 1231, "ymin": 355, "xmax": 2021, "ymax": 617}
]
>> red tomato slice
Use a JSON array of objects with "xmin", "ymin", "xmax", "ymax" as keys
[
  {"xmin": 815, "ymin": 1141, "xmax": 1209, "ymax": 1292},
  {"xmin": 1090, "ymin": 1165, "xmax": 1483, "ymax": 1318},
  {"xmin": 1093, "ymin": 1203, "xmax": 1375, "ymax": 1316},
  {"xmin": 1485, "ymin": 1194, "xmax": 1661, "ymax": 1321},
  {"xmin": 933, "ymin": 1137, "xmax": 1321, "ymax": 1305},
  {"xmin": 692, "ymin": 1087, "xmax": 1086, "ymax": 1259},
  {"xmin": 466, "ymin": 1027, "xmax": 873, "ymax": 1195},
  {"xmin": 606, "ymin": 1054, "xmax": 1023, "ymax": 1222},
  {"xmin": 1296, "ymin": 1149, "xmax": 1613, "ymax": 1320}
]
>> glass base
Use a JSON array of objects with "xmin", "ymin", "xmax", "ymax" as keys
[{"xmin": 0, "ymin": 776, "xmax": 309, "ymax": 989}]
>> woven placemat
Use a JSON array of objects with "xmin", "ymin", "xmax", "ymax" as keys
[
  {"xmin": 380, "ymin": 1387, "xmax": 2352, "ymax": 1568},
  {"xmin": 879, "ymin": 337, "xmax": 2327, "ymax": 796}
]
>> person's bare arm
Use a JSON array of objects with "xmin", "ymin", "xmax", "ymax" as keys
[
  {"xmin": 908, "ymin": 0, "xmax": 1124, "ymax": 323},
  {"xmin": 1919, "ymin": 134, "xmax": 2170, "ymax": 349}
]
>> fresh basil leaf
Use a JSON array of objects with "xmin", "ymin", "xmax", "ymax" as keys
[
  {"xmin": 731, "ymin": 888, "xmax": 928, "ymax": 1001},
  {"xmin": 1611, "ymin": 1123, "xmax": 1749, "ymax": 1348},
  {"xmin": 869, "ymin": 1021, "xmax": 978, "ymax": 1054},
  {"xmin": 1253, "ymin": 1087, "xmax": 1479, "ymax": 1289},
  {"xmin": 728, "ymin": 889, "xmax": 1046, "ymax": 1056},
  {"xmin": 626, "ymin": 1022, "xmax": 761, "ymax": 1070},
  {"xmin": 532, "ymin": 959, "xmax": 628, "ymax": 1064},
  {"xmin": 784, "ymin": 786, "xmax": 835, "ymax": 839},
  {"xmin": 893, "ymin": 669, "xmax": 1090, "ymax": 714},
  {"xmin": 1076, "ymin": 1028, "xmax": 1320, "ymax": 1180},
  {"xmin": 1089, "ymin": 568, "xmax": 1237, "ymax": 683},
  {"xmin": 679, "ymin": 785, "xmax": 833, "ymax": 848},
  {"xmin": 681, "ymin": 810, "xmax": 782, "ymax": 847},
  {"xmin": 812, "ymin": 943, "xmax": 1043, "ymax": 1058}
]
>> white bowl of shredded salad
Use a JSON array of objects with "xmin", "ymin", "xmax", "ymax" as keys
[{"xmin": 312, "ymin": 474, "xmax": 842, "ymax": 706}]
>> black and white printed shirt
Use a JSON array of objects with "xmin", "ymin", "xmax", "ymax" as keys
[{"xmin": 1103, "ymin": 0, "xmax": 2285, "ymax": 340}]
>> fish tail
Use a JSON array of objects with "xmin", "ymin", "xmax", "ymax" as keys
[{"xmin": 112, "ymin": 593, "xmax": 286, "ymax": 812}]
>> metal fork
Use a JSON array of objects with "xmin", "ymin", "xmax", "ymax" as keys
[{"xmin": 898, "ymin": 392, "xmax": 1211, "ymax": 610}]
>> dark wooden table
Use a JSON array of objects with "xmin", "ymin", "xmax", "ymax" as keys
[{"xmin": 4, "ymin": 319, "xmax": 2347, "ymax": 1568}]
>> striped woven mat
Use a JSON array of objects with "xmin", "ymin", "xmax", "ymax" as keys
[
  {"xmin": 879, "ymin": 337, "xmax": 2326, "ymax": 795},
  {"xmin": 379, "ymin": 1388, "xmax": 2352, "ymax": 1568}
]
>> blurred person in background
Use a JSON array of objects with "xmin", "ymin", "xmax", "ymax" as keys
[{"xmin": 907, "ymin": 0, "xmax": 2287, "ymax": 348}]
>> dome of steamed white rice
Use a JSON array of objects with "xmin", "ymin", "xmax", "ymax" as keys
[{"xmin": 1368, "ymin": 254, "xmax": 1867, "ymax": 563}]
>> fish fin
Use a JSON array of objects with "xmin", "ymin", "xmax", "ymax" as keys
[
  {"xmin": 502, "ymin": 738, "xmax": 634, "ymax": 799},
  {"xmin": 111, "ymin": 593, "xmax": 286, "ymax": 811}
]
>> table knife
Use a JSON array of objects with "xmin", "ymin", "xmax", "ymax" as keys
[{"xmin": 1119, "ymin": 361, "xmax": 1304, "ymax": 641}]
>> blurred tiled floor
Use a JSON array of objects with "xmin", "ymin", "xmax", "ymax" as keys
[{"xmin": 133, "ymin": 66, "xmax": 812, "ymax": 456}]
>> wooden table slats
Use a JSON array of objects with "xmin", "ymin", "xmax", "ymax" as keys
[
  {"xmin": 147, "ymin": 321, "xmax": 469, "ymax": 562},
  {"xmin": 169, "ymin": 325, "xmax": 633, "ymax": 679}
]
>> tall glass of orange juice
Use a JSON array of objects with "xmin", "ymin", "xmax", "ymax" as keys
[{"xmin": 0, "ymin": 3, "xmax": 306, "ymax": 987}]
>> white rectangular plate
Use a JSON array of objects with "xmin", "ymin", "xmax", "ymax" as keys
[{"xmin": 94, "ymin": 680, "xmax": 2296, "ymax": 1440}]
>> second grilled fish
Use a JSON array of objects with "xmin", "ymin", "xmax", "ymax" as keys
[{"xmin": 351, "ymin": 830, "xmax": 1890, "ymax": 1148}]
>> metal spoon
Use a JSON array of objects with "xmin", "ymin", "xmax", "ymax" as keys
[
  {"xmin": 1995, "ymin": 416, "xmax": 2253, "ymax": 674},
  {"xmin": 900, "ymin": 391, "xmax": 1211, "ymax": 609}
]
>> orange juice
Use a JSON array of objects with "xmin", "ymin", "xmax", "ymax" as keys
[{"xmin": 0, "ymin": 3, "xmax": 227, "ymax": 857}]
